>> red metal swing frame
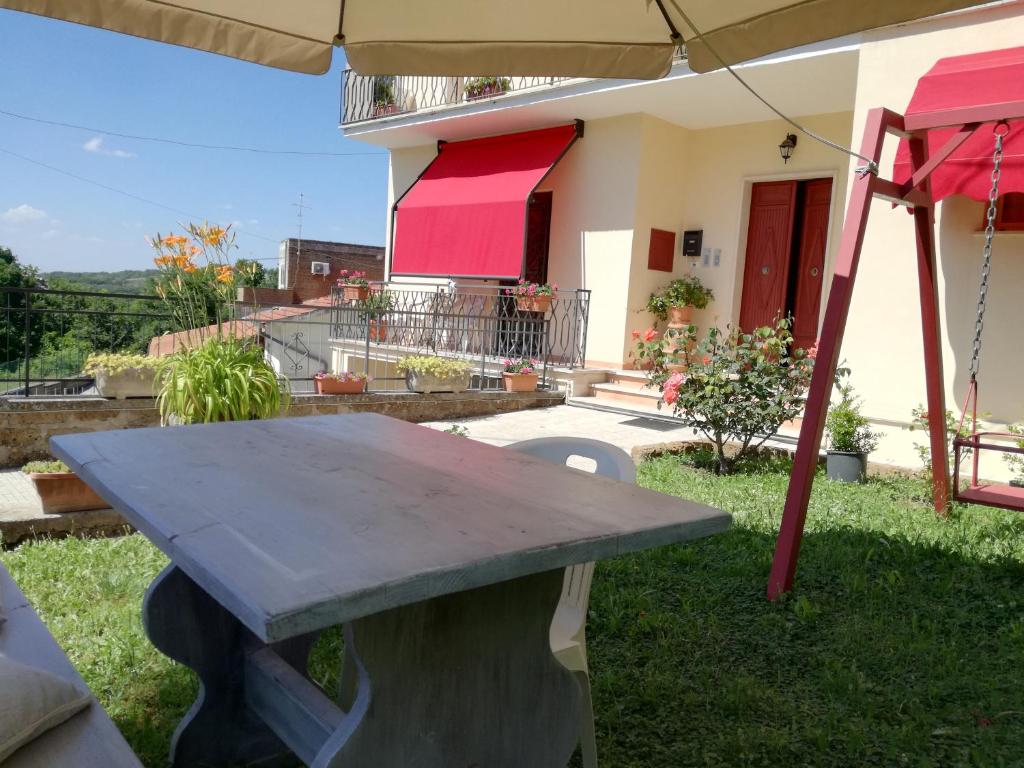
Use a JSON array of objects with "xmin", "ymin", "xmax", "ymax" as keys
[{"xmin": 767, "ymin": 99, "xmax": 1024, "ymax": 601}]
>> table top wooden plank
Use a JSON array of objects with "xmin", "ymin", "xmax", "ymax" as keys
[{"xmin": 52, "ymin": 414, "xmax": 730, "ymax": 642}]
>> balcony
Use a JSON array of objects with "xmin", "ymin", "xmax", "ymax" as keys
[{"xmin": 340, "ymin": 73, "xmax": 575, "ymax": 126}]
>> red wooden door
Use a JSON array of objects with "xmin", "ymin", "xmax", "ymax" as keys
[
  {"xmin": 790, "ymin": 178, "xmax": 832, "ymax": 351},
  {"xmin": 739, "ymin": 181, "xmax": 798, "ymax": 332}
]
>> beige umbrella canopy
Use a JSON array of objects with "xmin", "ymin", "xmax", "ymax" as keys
[{"xmin": 0, "ymin": 0, "xmax": 993, "ymax": 78}]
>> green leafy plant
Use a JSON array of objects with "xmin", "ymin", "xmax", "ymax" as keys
[
  {"xmin": 22, "ymin": 459, "xmax": 71, "ymax": 474},
  {"xmin": 359, "ymin": 290, "xmax": 396, "ymax": 318},
  {"xmin": 156, "ymin": 338, "xmax": 289, "ymax": 425},
  {"xmin": 1005, "ymin": 423, "xmax": 1024, "ymax": 484},
  {"xmin": 396, "ymin": 355, "xmax": 472, "ymax": 379},
  {"xmin": 630, "ymin": 324, "xmax": 698, "ymax": 373},
  {"xmin": 646, "ymin": 277, "xmax": 714, "ymax": 321},
  {"xmin": 444, "ymin": 424, "xmax": 469, "ymax": 437},
  {"xmin": 826, "ymin": 371, "xmax": 879, "ymax": 454},
  {"xmin": 464, "ymin": 76, "xmax": 511, "ymax": 98},
  {"xmin": 82, "ymin": 352, "xmax": 161, "ymax": 376},
  {"xmin": 907, "ymin": 405, "xmax": 976, "ymax": 478},
  {"xmin": 657, "ymin": 318, "xmax": 815, "ymax": 474},
  {"xmin": 373, "ymin": 76, "xmax": 396, "ymax": 108}
]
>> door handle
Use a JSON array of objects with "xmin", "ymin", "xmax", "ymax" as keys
[
  {"xmin": 810, "ymin": 267, "xmax": 820, "ymax": 277},
  {"xmin": 761, "ymin": 266, "xmax": 770, "ymax": 275}
]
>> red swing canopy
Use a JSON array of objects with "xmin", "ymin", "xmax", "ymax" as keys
[
  {"xmin": 391, "ymin": 123, "xmax": 581, "ymax": 280},
  {"xmin": 893, "ymin": 45, "xmax": 1024, "ymax": 202}
]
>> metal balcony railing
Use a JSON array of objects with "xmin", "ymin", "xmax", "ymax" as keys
[
  {"xmin": 340, "ymin": 49, "xmax": 688, "ymax": 126},
  {"xmin": 341, "ymin": 73, "xmax": 573, "ymax": 125}
]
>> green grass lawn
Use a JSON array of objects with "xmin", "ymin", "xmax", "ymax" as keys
[{"xmin": 3, "ymin": 456, "xmax": 1024, "ymax": 767}]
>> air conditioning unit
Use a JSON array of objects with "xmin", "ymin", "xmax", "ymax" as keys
[{"xmin": 310, "ymin": 261, "xmax": 330, "ymax": 276}]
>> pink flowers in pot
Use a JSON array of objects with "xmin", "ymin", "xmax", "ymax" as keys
[
  {"xmin": 502, "ymin": 357, "xmax": 539, "ymax": 374},
  {"xmin": 336, "ymin": 270, "xmax": 369, "ymax": 288},
  {"xmin": 314, "ymin": 371, "xmax": 370, "ymax": 383},
  {"xmin": 504, "ymin": 280, "xmax": 557, "ymax": 298}
]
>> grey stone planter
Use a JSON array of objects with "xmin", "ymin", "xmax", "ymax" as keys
[
  {"xmin": 94, "ymin": 367, "xmax": 158, "ymax": 399},
  {"xmin": 826, "ymin": 451, "xmax": 868, "ymax": 483},
  {"xmin": 404, "ymin": 370, "xmax": 470, "ymax": 394}
]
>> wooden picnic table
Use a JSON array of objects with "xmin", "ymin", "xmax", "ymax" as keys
[{"xmin": 52, "ymin": 413, "xmax": 730, "ymax": 768}]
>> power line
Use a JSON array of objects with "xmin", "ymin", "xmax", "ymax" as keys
[
  {"xmin": 0, "ymin": 144, "xmax": 280, "ymax": 245},
  {"xmin": 0, "ymin": 107, "xmax": 389, "ymax": 158}
]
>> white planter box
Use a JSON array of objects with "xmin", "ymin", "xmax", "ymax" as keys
[
  {"xmin": 405, "ymin": 370, "xmax": 470, "ymax": 394},
  {"xmin": 94, "ymin": 367, "xmax": 158, "ymax": 399}
]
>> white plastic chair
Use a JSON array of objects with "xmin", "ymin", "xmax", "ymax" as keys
[{"xmin": 507, "ymin": 437, "xmax": 636, "ymax": 768}]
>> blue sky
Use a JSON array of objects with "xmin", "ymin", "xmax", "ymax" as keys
[{"xmin": 0, "ymin": 10, "xmax": 389, "ymax": 273}]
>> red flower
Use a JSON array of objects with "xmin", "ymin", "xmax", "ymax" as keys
[{"xmin": 643, "ymin": 328, "xmax": 659, "ymax": 342}]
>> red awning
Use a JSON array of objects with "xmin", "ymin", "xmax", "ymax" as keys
[
  {"xmin": 391, "ymin": 123, "xmax": 581, "ymax": 279},
  {"xmin": 893, "ymin": 46, "xmax": 1024, "ymax": 202}
]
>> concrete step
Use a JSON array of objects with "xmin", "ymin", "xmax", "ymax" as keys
[
  {"xmin": 604, "ymin": 369, "xmax": 652, "ymax": 390},
  {"xmin": 588, "ymin": 381, "xmax": 663, "ymax": 410}
]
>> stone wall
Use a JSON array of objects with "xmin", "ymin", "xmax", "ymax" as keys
[{"xmin": 0, "ymin": 391, "xmax": 563, "ymax": 468}]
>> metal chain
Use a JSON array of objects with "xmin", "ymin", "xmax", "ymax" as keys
[{"xmin": 969, "ymin": 124, "xmax": 1008, "ymax": 380}]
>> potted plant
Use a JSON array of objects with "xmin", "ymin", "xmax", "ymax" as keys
[
  {"xmin": 825, "ymin": 370, "xmax": 879, "ymax": 483},
  {"xmin": 157, "ymin": 337, "xmax": 289, "ymax": 424},
  {"xmin": 505, "ymin": 280, "xmax": 557, "ymax": 313},
  {"xmin": 371, "ymin": 76, "xmax": 398, "ymax": 117},
  {"xmin": 397, "ymin": 355, "xmax": 472, "ymax": 393},
  {"xmin": 464, "ymin": 76, "xmax": 511, "ymax": 99},
  {"xmin": 84, "ymin": 352, "xmax": 161, "ymax": 399},
  {"xmin": 360, "ymin": 290, "xmax": 396, "ymax": 342},
  {"xmin": 314, "ymin": 371, "xmax": 369, "ymax": 395},
  {"xmin": 336, "ymin": 270, "xmax": 370, "ymax": 302},
  {"xmin": 501, "ymin": 357, "xmax": 540, "ymax": 392},
  {"xmin": 646, "ymin": 276, "xmax": 714, "ymax": 326},
  {"xmin": 22, "ymin": 459, "xmax": 107, "ymax": 514}
]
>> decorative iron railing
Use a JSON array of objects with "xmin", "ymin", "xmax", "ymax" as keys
[
  {"xmin": 340, "ymin": 49, "xmax": 688, "ymax": 126},
  {"xmin": 341, "ymin": 73, "xmax": 575, "ymax": 125}
]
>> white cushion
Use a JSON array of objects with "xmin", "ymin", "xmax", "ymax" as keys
[{"xmin": 0, "ymin": 654, "xmax": 91, "ymax": 763}]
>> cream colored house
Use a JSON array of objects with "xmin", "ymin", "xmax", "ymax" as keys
[{"xmin": 340, "ymin": 2, "xmax": 1024, "ymax": 475}]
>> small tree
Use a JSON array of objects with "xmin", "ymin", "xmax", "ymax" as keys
[
  {"xmin": 234, "ymin": 258, "xmax": 266, "ymax": 289},
  {"xmin": 658, "ymin": 318, "xmax": 815, "ymax": 474},
  {"xmin": 1005, "ymin": 424, "xmax": 1024, "ymax": 485}
]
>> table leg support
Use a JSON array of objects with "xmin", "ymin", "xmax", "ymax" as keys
[
  {"xmin": 317, "ymin": 569, "xmax": 582, "ymax": 768},
  {"xmin": 142, "ymin": 564, "xmax": 299, "ymax": 768}
]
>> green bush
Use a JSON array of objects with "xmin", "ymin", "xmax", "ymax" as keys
[
  {"xmin": 396, "ymin": 355, "xmax": 472, "ymax": 379},
  {"xmin": 22, "ymin": 459, "xmax": 70, "ymax": 474},
  {"xmin": 825, "ymin": 371, "xmax": 879, "ymax": 453},
  {"xmin": 658, "ymin": 318, "xmax": 814, "ymax": 474},
  {"xmin": 1006, "ymin": 423, "xmax": 1024, "ymax": 483},
  {"xmin": 646, "ymin": 276, "xmax": 714, "ymax": 321},
  {"xmin": 156, "ymin": 338, "xmax": 289, "ymax": 424}
]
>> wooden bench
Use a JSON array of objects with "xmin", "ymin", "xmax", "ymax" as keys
[{"xmin": 0, "ymin": 563, "xmax": 142, "ymax": 768}]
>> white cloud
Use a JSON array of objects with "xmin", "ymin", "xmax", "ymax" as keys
[
  {"xmin": 1, "ymin": 204, "xmax": 47, "ymax": 223},
  {"xmin": 83, "ymin": 136, "xmax": 135, "ymax": 159},
  {"xmin": 40, "ymin": 229, "xmax": 59, "ymax": 240}
]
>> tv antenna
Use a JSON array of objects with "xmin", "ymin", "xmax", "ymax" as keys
[{"xmin": 292, "ymin": 193, "xmax": 311, "ymax": 259}]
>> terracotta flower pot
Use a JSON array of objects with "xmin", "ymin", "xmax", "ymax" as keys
[
  {"xmin": 515, "ymin": 294, "xmax": 554, "ymax": 313},
  {"xmin": 29, "ymin": 472, "xmax": 107, "ymax": 514},
  {"xmin": 342, "ymin": 285, "xmax": 370, "ymax": 302},
  {"xmin": 667, "ymin": 305, "xmax": 693, "ymax": 325},
  {"xmin": 502, "ymin": 372, "xmax": 539, "ymax": 393},
  {"xmin": 369, "ymin": 319, "xmax": 388, "ymax": 342},
  {"xmin": 315, "ymin": 377, "xmax": 365, "ymax": 395}
]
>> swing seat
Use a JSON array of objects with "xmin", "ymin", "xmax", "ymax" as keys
[{"xmin": 952, "ymin": 432, "xmax": 1024, "ymax": 512}]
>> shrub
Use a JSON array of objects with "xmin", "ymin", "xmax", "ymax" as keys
[
  {"xmin": 22, "ymin": 459, "xmax": 70, "ymax": 474},
  {"xmin": 82, "ymin": 352, "xmax": 160, "ymax": 376},
  {"xmin": 907, "ymin": 405, "xmax": 975, "ymax": 477},
  {"xmin": 502, "ymin": 357, "xmax": 539, "ymax": 374},
  {"xmin": 444, "ymin": 425, "xmax": 469, "ymax": 437},
  {"xmin": 359, "ymin": 290, "xmax": 396, "ymax": 317},
  {"xmin": 156, "ymin": 338, "xmax": 289, "ymax": 424},
  {"xmin": 1006, "ymin": 423, "xmax": 1024, "ymax": 483},
  {"xmin": 646, "ymin": 277, "xmax": 714, "ymax": 321},
  {"xmin": 825, "ymin": 371, "xmax": 879, "ymax": 453},
  {"xmin": 396, "ymin": 355, "xmax": 472, "ymax": 379},
  {"xmin": 657, "ymin": 318, "xmax": 815, "ymax": 474}
]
